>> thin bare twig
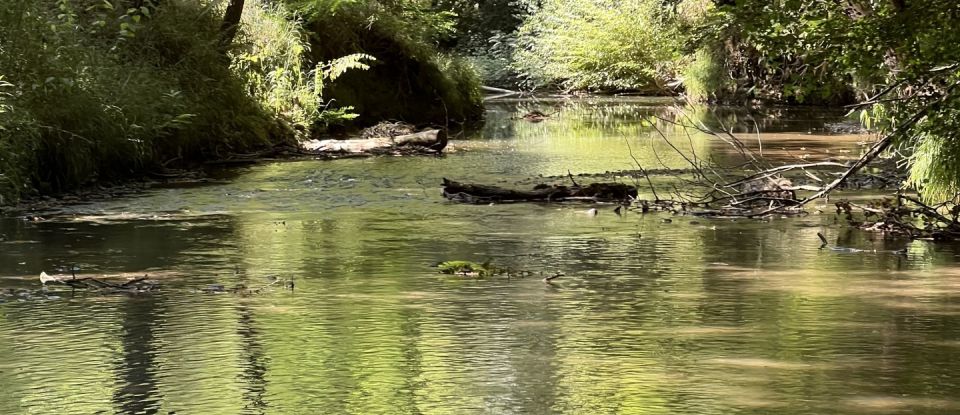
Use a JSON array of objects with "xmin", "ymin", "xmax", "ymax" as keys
[{"xmin": 624, "ymin": 137, "xmax": 660, "ymax": 201}]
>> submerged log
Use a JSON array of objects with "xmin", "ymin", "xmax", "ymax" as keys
[
  {"xmin": 303, "ymin": 129, "xmax": 447, "ymax": 155},
  {"xmin": 442, "ymin": 178, "xmax": 637, "ymax": 203},
  {"xmin": 42, "ymin": 274, "xmax": 160, "ymax": 293}
]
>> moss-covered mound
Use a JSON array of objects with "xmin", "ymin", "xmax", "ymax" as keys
[{"xmin": 299, "ymin": 2, "xmax": 484, "ymax": 127}]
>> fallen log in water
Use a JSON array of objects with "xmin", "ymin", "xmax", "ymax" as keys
[
  {"xmin": 302, "ymin": 129, "xmax": 447, "ymax": 155},
  {"xmin": 40, "ymin": 272, "xmax": 160, "ymax": 293},
  {"xmin": 442, "ymin": 178, "xmax": 637, "ymax": 203}
]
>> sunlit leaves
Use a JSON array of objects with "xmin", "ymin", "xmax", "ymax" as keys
[
  {"xmin": 229, "ymin": 2, "xmax": 374, "ymax": 127},
  {"xmin": 0, "ymin": 77, "xmax": 12, "ymax": 115},
  {"xmin": 514, "ymin": 0, "xmax": 683, "ymax": 92},
  {"xmin": 320, "ymin": 53, "xmax": 375, "ymax": 82},
  {"xmin": 712, "ymin": 0, "xmax": 960, "ymax": 199}
]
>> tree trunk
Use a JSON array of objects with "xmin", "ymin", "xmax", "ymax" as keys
[{"xmin": 219, "ymin": 0, "xmax": 245, "ymax": 51}]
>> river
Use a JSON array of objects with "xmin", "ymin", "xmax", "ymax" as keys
[{"xmin": 1, "ymin": 97, "xmax": 959, "ymax": 414}]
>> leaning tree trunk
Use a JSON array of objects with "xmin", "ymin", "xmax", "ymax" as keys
[{"xmin": 219, "ymin": 0, "xmax": 245, "ymax": 51}]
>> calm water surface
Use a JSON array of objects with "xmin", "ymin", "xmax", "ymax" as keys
[{"xmin": 2, "ymin": 98, "xmax": 960, "ymax": 414}]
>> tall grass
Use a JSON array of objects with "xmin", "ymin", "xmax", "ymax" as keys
[
  {"xmin": 681, "ymin": 48, "xmax": 733, "ymax": 102},
  {"xmin": 0, "ymin": 0, "xmax": 316, "ymax": 203},
  {"xmin": 230, "ymin": 3, "xmax": 320, "ymax": 130}
]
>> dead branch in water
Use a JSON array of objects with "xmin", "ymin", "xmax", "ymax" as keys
[
  {"xmin": 442, "ymin": 178, "xmax": 638, "ymax": 204},
  {"xmin": 623, "ymin": 137, "xmax": 660, "ymax": 201}
]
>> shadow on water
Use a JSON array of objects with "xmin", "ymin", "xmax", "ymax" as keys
[
  {"xmin": 1, "ymin": 97, "xmax": 960, "ymax": 414},
  {"xmin": 113, "ymin": 296, "xmax": 164, "ymax": 414},
  {"xmin": 237, "ymin": 303, "xmax": 269, "ymax": 414}
]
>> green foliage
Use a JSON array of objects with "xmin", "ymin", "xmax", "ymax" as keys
[
  {"xmin": 0, "ymin": 0, "xmax": 307, "ymax": 203},
  {"xmin": 431, "ymin": 0, "xmax": 533, "ymax": 50},
  {"xmin": 678, "ymin": 0, "xmax": 960, "ymax": 199},
  {"xmin": 0, "ymin": 77, "xmax": 11, "ymax": 115},
  {"xmin": 901, "ymin": 70, "xmax": 960, "ymax": 201},
  {"xmin": 680, "ymin": 48, "xmax": 732, "ymax": 102},
  {"xmin": 231, "ymin": 3, "xmax": 318, "ymax": 128},
  {"xmin": 462, "ymin": 32, "xmax": 524, "ymax": 87},
  {"xmin": 293, "ymin": 0, "xmax": 484, "ymax": 125},
  {"xmin": 230, "ymin": 2, "xmax": 375, "ymax": 129},
  {"xmin": 909, "ymin": 133, "xmax": 960, "ymax": 202},
  {"xmin": 428, "ymin": 0, "xmax": 535, "ymax": 86},
  {"xmin": 682, "ymin": 1, "xmax": 856, "ymax": 104},
  {"xmin": 0, "ymin": 75, "xmax": 38, "ymax": 204},
  {"xmin": 513, "ymin": 0, "xmax": 684, "ymax": 92}
]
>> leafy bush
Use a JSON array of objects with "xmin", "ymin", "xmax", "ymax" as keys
[
  {"xmin": 696, "ymin": 0, "xmax": 960, "ymax": 199},
  {"xmin": 292, "ymin": 0, "xmax": 484, "ymax": 126},
  {"xmin": 513, "ymin": 0, "xmax": 683, "ymax": 92},
  {"xmin": 231, "ymin": 2, "xmax": 374, "ymax": 129},
  {"xmin": 428, "ymin": 0, "xmax": 534, "ymax": 87},
  {"xmin": 680, "ymin": 48, "xmax": 732, "ymax": 102},
  {"xmin": 0, "ymin": 0, "xmax": 305, "ymax": 203},
  {"xmin": 685, "ymin": 1, "xmax": 856, "ymax": 105}
]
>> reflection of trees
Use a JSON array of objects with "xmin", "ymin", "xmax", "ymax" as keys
[
  {"xmin": 470, "ymin": 99, "xmax": 715, "ymax": 178},
  {"xmin": 478, "ymin": 99, "xmax": 849, "ymax": 144},
  {"xmin": 0, "ymin": 216, "xmax": 238, "ymax": 280},
  {"xmin": 683, "ymin": 105, "xmax": 848, "ymax": 134},
  {"xmin": 113, "ymin": 296, "xmax": 164, "ymax": 414},
  {"xmin": 236, "ymin": 303, "xmax": 269, "ymax": 414},
  {"xmin": 0, "ymin": 300, "xmax": 119, "ymax": 413}
]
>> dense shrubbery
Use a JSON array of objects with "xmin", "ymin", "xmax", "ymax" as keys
[
  {"xmin": 686, "ymin": 2, "xmax": 858, "ymax": 105},
  {"xmin": 0, "ymin": 0, "xmax": 484, "ymax": 203},
  {"xmin": 513, "ymin": 0, "xmax": 684, "ymax": 92},
  {"xmin": 501, "ymin": 0, "xmax": 960, "ymax": 199},
  {"xmin": 291, "ymin": 0, "xmax": 484, "ymax": 126},
  {"xmin": 0, "ymin": 0, "xmax": 305, "ymax": 202},
  {"xmin": 230, "ymin": 2, "xmax": 378, "ymax": 129},
  {"xmin": 3, "ymin": 0, "xmax": 959, "ymax": 202},
  {"xmin": 429, "ymin": 0, "xmax": 534, "ymax": 87}
]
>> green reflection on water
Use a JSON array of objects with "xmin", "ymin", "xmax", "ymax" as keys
[{"xmin": 1, "ymin": 98, "xmax": 959, "ymax": 414}]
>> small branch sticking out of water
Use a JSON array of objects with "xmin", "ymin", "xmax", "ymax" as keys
[
  {"xmin": 817, "ymin": 232, "xmax": 829, "ymax": 248},
  {"xmin": 568, "ymin": 170, "xmax": 580, "ymax": 187},
  {"xmin": 624, "ymin": 136, "xmax": 660, "ymax": 201},
  {"xmin": 543, "ymin": 272, "xmax": 564, "ymax": 283}
]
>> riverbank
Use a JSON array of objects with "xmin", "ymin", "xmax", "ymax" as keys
[
  {"xmin": 0, "ymin": 0, "xmax": 483, "ymax": 207},
  {"xmin": 0, "ymin": 97, "xmax": 873, "ymax": 216}
]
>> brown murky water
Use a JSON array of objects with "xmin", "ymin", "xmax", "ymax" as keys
[{"xmin": 1, "ymin": 97, "xmax": 959, "ymax": 414}]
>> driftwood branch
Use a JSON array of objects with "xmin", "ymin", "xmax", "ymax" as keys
[
  {"xmin": 442, "ymin": 178, "xmax": 637, "ymax": 204},
  {"xmin": 724, "ymin": 162, "xmax": 848, "ymax": 188},
  {"xmin": 302, "ymin": 129, "xmax": 447, "ymax": 154}
]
